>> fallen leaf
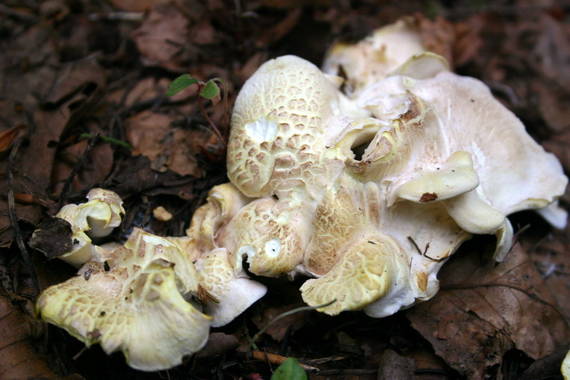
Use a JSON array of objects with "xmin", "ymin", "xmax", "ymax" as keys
[
  {"xmin": 28, "ymin": 216, "xmax": 73, "ymax": 259},
  {"xmin": 414, "ymin": 14, "xmax": 483, "ymax": 69},
  {"xmin": 0, "ymin": 292, "xmax": 75, "ymax": 379},
  {"xmin": 105, "ymin": 155, "xmax": 197, "ymax": 199},
  {"xmin": 50, "ymin": 127, "xmax": 115, "ymax": 197},
  {"xmin": 525, "ymin": 231, "xmax": 570, "ymax": 320},
  {"xmin": 407, "ymin": 244, "xmax": 570, "ymax": 379},
  {"xmin": 42, "ymin": 55, "xmax": 105, "ymax": 107},
  {"xmin": 533, "ymin": 82, "xmax": 570, "ymax": 134},
  {"xmin": 191, "ymin": 19, "xmax": 218, "ymax": 45},
  {"xmin": 196, "ymin": 332, "xmax": 239, "ymax": 358},
  {"xmin": 109, "ymin": 0, "xmax": 170, "ymax": 12},
  {"xmin": 252, "ymin": 304, "xmax": 310, "ymax": 342},
  {"xmin": 131, "ymin": 4, "xmax": 191, "ymax": 72},
  {"xmin": 0, "ymin": 125, "xmax": 25, "ymax": 153},
  {"xmin": 414, "ymin": 15, "xmax": 457, "ymax": 67},
  {"xmin": 377, "ymin": 349, "xmax": 415, "ymax": 380},
  {"xmin": 125, "ymin": 110, "xmax": 204, "ymax": 177},
  {"xmin": 0, "ymin": 24, "xmax": 59, "ymax": 108},
  {"xmin": 519, "ymin": 346, "xmax": 570, "ymax": 380}
]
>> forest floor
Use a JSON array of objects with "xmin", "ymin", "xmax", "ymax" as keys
[{"xmin": 0, "ymin": 0, "xmax": 569, "ymax": 379}]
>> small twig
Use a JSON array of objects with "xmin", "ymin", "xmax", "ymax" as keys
[
  {"xmin": 72, "ymin": 346, "xmax": 88, "ymax": 361},
  {"xmin": 197, "ymin": 94, "xmax": 224, "ymax": 144},
  {"xmin": 7, "ymin": 137, "xmax": 39, "ymax": 297},
  {"xmin": 250, "ymin": 351, "xmax": 318, "ymax": 372},
  {"xmin": 305, "ymin": 355, "xmax": 348, "ymax": 366},
  {"xmin": 317, "ymin": 368, "xmax": 378, "ymax": 376},
  {"xmin": 407, "ymin": 236, "xmax": 423, "ymax": 255},
  {"xmin": 250, "ymin": 300, "xmax": 336, "ymax": 347},
  {"xmin": 407, "ymin": 236, "xmax": 443, "ymax": 262}
]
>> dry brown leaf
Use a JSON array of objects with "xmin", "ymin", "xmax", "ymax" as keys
[
  {"xmin": 0, "ymin": 24, "xmax": 59, "ymax": 107},
  {"xmin": 252, "ymin": 304, "xmax": 309, "ymax": 342},
  {"xmin": 131, "ymin": 4, "xmax": 191, "ymax": 72},
  {"xmin": 525, "ymin": 232, "xmax": 570, "ymax": 320},
  {"xmin": 43, "ymin": 55, "xmax": 106, "ymax": 107},
  {"xmin": 108, "ymin": 155, "xmax": 197, "ymax": 200},
  {"xmin": 533, "ymin": 81, "xmax": 570, "ymax": 134},
  {"xmin": 109, "ymin": 0, "xmax": 170, "ymax": 12},
  {"xmin": 407, "ymin": 244, "xmax": 570, "ymax": 379},
  {"xmin": 0, "ymin": 125, "xmax": 25, "ymax": 153},
  {"xmin": 414, "ymin": 15, "xmax": 457, "ymax": 67},
  {"xmin": 0, "ymin": 293, "xmax": 78, "ymax": 379},
  {"xmin": 50, "ymin": 134, "xmax": 114, "ymax": 197},
  {"xmin": 196, "ymin": 332, "xmax": 239, "ymax": 358},
  {"xmin": 0, "ymin": 53, "xmax": 106, "ymax": 247},
  {"xmin": 530, "ymin": 14, "xmax": 570, "ymax": 89},
  {"xmin": 191, "ymin": 19, "xmax": 218, "ymax": 45},
  {"xmin": 377, "ymin": 349, "xmax": 415, "ymax": 380},
  {"xmin": 125, "ymin": 110, "xmax": 205, "ymax": 177},
  {"xmin": 414, "ymin": 14, "xmax": 483, "ymax": 69}
]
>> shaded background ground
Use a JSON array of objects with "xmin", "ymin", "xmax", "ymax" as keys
[{"xmin": 0, "ymin": 0, "xmax": 569, "ymax": 379}]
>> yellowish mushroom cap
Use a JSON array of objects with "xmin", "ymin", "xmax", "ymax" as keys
[
  {"xmin": 301, "ymin": 231, "xmax": 404, "ymax": 315},
  {"xmin": 37, "ymin": 229, "xmax": 210, "ymax": 371}
]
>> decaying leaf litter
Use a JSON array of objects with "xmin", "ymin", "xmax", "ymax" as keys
[{"xmin": 1, "ymin": 0, "xmax": 569, "ymax": 379}]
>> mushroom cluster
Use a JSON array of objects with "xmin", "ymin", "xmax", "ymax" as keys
[{"xmin": 36, "ymin": 20, "xmax": 567, "ymax": 370}]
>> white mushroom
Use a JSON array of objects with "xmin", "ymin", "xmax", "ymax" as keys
[
  {"xmin": 54, "ymin": 188, "xmax": 125, "ymax": 267},
  {"xmin": 35, "ymin": 20, "xmax": 569, "ymax": 371}
]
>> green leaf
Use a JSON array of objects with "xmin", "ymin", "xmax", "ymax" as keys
[
  {"xmin": 271, "ymin": 358, "xmax": 307, "ymax": 380},
  {"xmin": 166, "ymin": 74, "xmax": 199, "ymax": 96},
  {"xmin": 199, "ymin": 79, "xmax": 220, "ymax": 99}
]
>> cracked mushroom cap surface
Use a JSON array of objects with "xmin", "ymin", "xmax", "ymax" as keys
[
  {"xmin": 37, "ymin": 228, "xmax": 210, "ymax": 371},
  {"xmin": 34, "ymin": 20, "xmax": 569, "ymax": 373},
  {"xmin": 221, "ymin": 22, "xmax": 567, "ymax": 317}
]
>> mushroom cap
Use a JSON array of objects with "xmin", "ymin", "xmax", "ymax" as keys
[
  {"xmin": 54, "ymin": 188, "xmax": 125, "ymax": 267},
  {"xmin": 37, "ymin": 229, "xmax": 209, "ymax": 371},
  {"xmin": 227, "ymin": 55, "xmax": 365, "ymax": 201},
  {"xmin": 196, "ymin": 248, "xmax": 266, "ymax": 327},
  {"xmin": 224, "ymin": 196, "xmax": 313, "ymax": 277},
  {"xmin": 36, "ymin": 22, "xmax": 570, "ymax": 372},
  {"xmin": 322, "ymin": 19, "xmax": 425, "ymax": 96}
]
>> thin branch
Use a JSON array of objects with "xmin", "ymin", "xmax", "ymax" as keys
[{"xmin": 197, "ymin": 94, "xmax": 224, "ymax": 144}]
